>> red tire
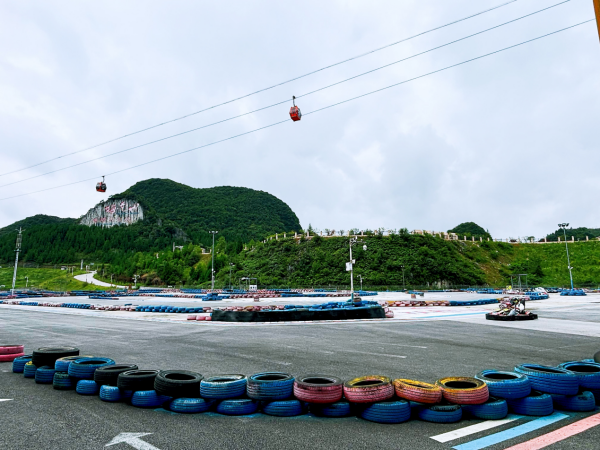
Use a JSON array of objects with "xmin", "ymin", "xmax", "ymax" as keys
[
  {"xmin": 0, "ymin": 352, "xmax": 25, "ymax": 362},
  {"xmin": 436, "ymin": 377, "xmax": 489, "ymax": 404},
  {"xmin": 0, "ymin": 345, "xmax": 24, "ymax": 355},
  {"xmin": 344, "ymin": 376, "xmax": 394, "ymax": 403},
  {"xmin": 393, "ymin": 378, "xmax": 442, "ymax": 404},
  {"xmin": 293, "ymin": 375, "xmax": 343, "ymax": 404}
]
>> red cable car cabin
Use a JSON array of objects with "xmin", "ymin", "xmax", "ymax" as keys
[
  {"xmin": 289, "ymin": 96, "xmax": 301, "ymax": 122},
  {"xmin": 96, "ymin": 176, "xmax": 107, "ymax": 193}
]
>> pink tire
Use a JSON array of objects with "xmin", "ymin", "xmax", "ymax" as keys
[
  {"xmin": 0, "ymin": 352, "xmax": 25, "ymax": 362},
  {"xmin": 344, "ymin": 376, "xmax": 394, "ymax": 403},
  {"xmin": 0, "ymin": 345, "xmax": 24, "ymax": 355},
  {"xmin": 294, "ymin": 375, "xmax": 343, "ymax": 404}
]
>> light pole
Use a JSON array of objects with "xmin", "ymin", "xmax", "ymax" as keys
[
  {"xmin": 400, "ymin": 265, "xmax": 406, "ymax": 291},
  {"xmin": 229, "ymin": 263, "xmax": 235, "ymax": 290},
  {"xmin": 358, "ymin": 274, "xmax": 363, "ymax": 291},
  {"xmin": 133, "ymin": 274, "xmax": 140, "ymax": 288},
  {"xmin": 348, "ymin": 237, "xmax": 367, "ymax": 301},
  {"xmin": 209, "ymin": 231, "xmax": 218, "ymax": 291},
  {"xmin": 25, "ymin": 276, "xmax": 29, "ymax": 288},
  {"xmin": 558, "ymin": 223, "xmax": 574, "ymax": 290}
]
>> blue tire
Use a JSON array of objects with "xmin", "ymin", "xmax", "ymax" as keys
[
  {"xmin": 414, "ymin": 403, "xmax": 462, "ymax": 423},
  {"xmin": 200, "ymin": 375, "xmax": 247, "ymax": 399},
  {"xmin": 359, "ymin": 400, "xmax": 411, "ymax": 424},
  {"xmin": 262, "ymin": 400, "xmax": 306, "ymax": 417},
  {"xmin": 558, "ymin": 362, "xmax": 600, "ymax": 390},
  {"xmin": 589, "ymin": 389, "xmax": 600, "ymax": 406},
  {"xmin": 35, "ymin": 366, "xmax": 56, "ymax": 384},
  {"xmin": 514, "ymin": 364, "xmax": 578, "ymax": 395},
  {"xmin": 216, "ymin": 398, "xmax": 259, "ymax": 416},
  {"xmin": 247, "ymin": 372, "xmax": 294, "ymax": 401},
  {"xmin": 55, "ymin": 355, "xmax": 90, "ymax": 372},
  {"xmin": 311, "ymin": 401, "xmax": 352, "ymax": 418},
  {"xmin": 53, "ymin": 372, "xmax": 74, "ymax": 390},
  {"xmin": 23, "ymin": 362, "xmax": 37, "ymax": 378},
  {"xmin": 462, "ymin": 397, "xmax": 508, "ymax": 420},
  {"xmin": 131, "ymin": 390, "xmax": 171, "ymax": 408},
  {"xmin": 169, "ymin": 398, "xmax": 214, "ymax": 414},
  {"xmin": 68, "ymin": 357, "xmax": 115, "ymax": 380},
  {"xmin": 12, "ymin": 355, "xmax": 32, "ymax": 373},
  {"xmin": 76, "ymin": 379, "xmax": 99, "ymax": 395},
  {"xmin": 475, "ymin": 370, "xmax": 531, "ymax": 399},
  {"xmin": 507, "ymin": 390, "xmax": 554, "ymax": 416},
  {"xmin": 551, "ymin": 391, "xmax": 596, "ymax": 412},
  {"xmin": 99, "ymin": 385, "xmax": 122, "ymax": 402}
]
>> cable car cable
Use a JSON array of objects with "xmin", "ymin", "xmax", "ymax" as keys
[
  {"xmin": 0, "ymin": 0, "xmax": 522, "ymax": 178},
  {"xmin": 0, "ymin": 0, "xmax": 572, "ymax": 190},
  {"xmin": 0, "ymin": 18, "xmax": 592, "ymax": 202}
]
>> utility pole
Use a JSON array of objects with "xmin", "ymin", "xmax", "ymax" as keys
[
  {"xmin": 209, "ymin": 231, "xmax": 218, "ymax": 290},
  {"xmin": 348, "ymin": 238, "xmax": 367, "ymax": 301},
  {"xmin": 11, "ymin": 228, "xmax": 22, "ymax": 294},
  {"xmin": 594, "ymin": 0, "xmax": 600, "ymax": 43},
  {"xmin": 558, "ymin": 223, "xmax": 574, "ymax": 290}
]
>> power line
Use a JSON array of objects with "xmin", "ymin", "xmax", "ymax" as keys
[
  {"xmin": 0, "ymin": 0, "xmax": 571, "ymax": 189},
  {"xmin": 0, "ymin": 0, "xmax": 520, "ymax": 178},
  {"xmin": 0, "ymin": 18, "xmax": 592, "ymax": 203}
]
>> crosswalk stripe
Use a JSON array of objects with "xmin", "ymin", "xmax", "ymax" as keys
[{"xmin": 430, "ymin": 415, "xmax": 523, "ymax": 443}]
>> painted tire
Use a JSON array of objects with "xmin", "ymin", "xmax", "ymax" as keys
[
  {"xmin": 32, "ymin": 347, "xmax": 79, "ymax": 368},
  {"xmin": 99, "ymin": 385, "xmax": 122, "ymax": 402},
  {"xmin": 169, "ymin": 397, "xmax": 214, "ymax": 414},
  {"xmin": 23, "ymin": 361, "xmax": 37, "ymax": 378},
  {"xmin": 514, "ymin": 364, "xmax": 578, "ymax": 395},
  {"xmin": 68, "ymin": 357, "xmax": 115, "ymax": 380},
  {"xmin": 262, "ymin": 400, "xmax": 306, "ymax": 417},
  {"xmin": 414, "ymin": 402, "xmax": 462, "ymax": 423},
  {"xmin": 462, "ymin": 397, "xmax": 508, "ymax": 420},
  {"xmin": 0, "ymin": 345, "xmax": 24, "ymax": 355},
  {"xmin": 507, "ymin": 390, "xmax": 554, "ymax": 416},
  {"xmin": 475, "ymin": 370, "xmax": 531, "ymax": 399},
  {"xmin": 393, "ymin": 379, "xmax": 442, "ymax": 404},
  {"xmin": 311, "ymin": 401, "xmax": 352, "ymax": 418},
  {"xmin": 589, "ymin": 389, "xmax": 600, "ymax": 406},
  {"xmin": 436, "ymin": 377, "xmax": 489, "ymax": 405},
  {"xmin": 53, "ymin": 372, "xmax": 75, "ymax": 390},
  {"xmin": 118, "ymin": 370, "xmax": 159, "ymax": 391},
  {"xmin": 558, "ymin": 362, "xmax": 600, "ymax": 390},
  {"xmin": 131, "ymin": 390, "xmax": 172, "ymax": 408},
  {"xmin": 55, "ymin": 355, "xmax": 94, "ymax": 372},
  {"xmin": 0, "ymin": 352, "xmax": 25, "ymax": 362},
  {"xmin": 200, "ymin": 375, "xmax": 247, "ymax": 399},
  {"xmin": 293, "ymin": 375, "xmax": 343, "ymax": 404},
  {"xmin": 551, "ymin": 391, "xmax": 596, "ymax": 412},
  {"xmin": 76, "ymin": 379, "xmax": 99, "ymax": 395},
  {"xmin": 12, "ymin": 355, "xmax": 32, "ymax": 373},
  {"xmin": 155, "ymin": 370, "xmax": 203, "ymax": 398},
  {"xmin": 247, "ymin": 372, "xmax": 294, "ymax": 401},
  {"xmin": 216, "ymin": 398, "xmax": 259, "ymax": 416},
  {"xmin": 94, "ymin": 364, "xmax": 139, "ymax": 387},
  {"xmin": 34, "ymin": 366, "xmax": 56, "ymax": 384},
  {"xmin": 343, "ymin": 376, "xmax": 394, "ymax": 404},
  {"xmin": 359, "ymin": 400, "xmax": 411, "ymax": 424}
]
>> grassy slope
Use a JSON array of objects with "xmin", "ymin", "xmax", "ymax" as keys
[{"xmin": 0, "ymin": 268, "xmax": 108, "ymax": 291}]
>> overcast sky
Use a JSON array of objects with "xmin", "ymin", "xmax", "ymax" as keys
[{"xmin": 0, "ymin": 0, "xmax": 598, "ymax": 239}]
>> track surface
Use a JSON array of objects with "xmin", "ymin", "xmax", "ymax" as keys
[{"xmin": 1, "ymin": 295, "xmax": 599, "ymax": 450}]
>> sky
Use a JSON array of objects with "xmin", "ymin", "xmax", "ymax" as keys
[{"xmin": 0, "ymin": 0, "xmax": 598, "ymax": 240}]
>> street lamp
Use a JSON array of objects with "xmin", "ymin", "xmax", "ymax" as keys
[
  {"xmin": 209, "ymin": 231, "xmax": 218, "ymax": 291},
  {"xmin": 558, "ymin": 223, "xmax": 574, "ymax": 290},
  {"xmin": 229, "ymin": 263, "xmax": 235, "ymax": 290},
  {"xmin": 133, "ymin": 274, "xmax": 140, "ymax": 288},
  {"xmin": 348, "ymin": 237, "xmax": 367, "ymax": 301},
  {"xmin": 357, "ymin": 274, "xmax": 363, "ymax": 291}
]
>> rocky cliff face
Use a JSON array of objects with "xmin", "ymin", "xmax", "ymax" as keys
[{"xmin": 79, "ymin": 198, "xmax": 144, "ymax": 228}]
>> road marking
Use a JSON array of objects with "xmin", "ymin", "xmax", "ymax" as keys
[
  {"xmin": 503, "ymin": 412, "xmax": 600, "ymax": 450},
  {"xmin": 0, "ymin": 399, "xmax": 13, "ymax": 402},
  {"xmin": 452, "ymin": 412, "xmax": 568, "ymax": 450},
  {"xmin": 105, "ymin": 433, "xmax": 160, "ymax": 450},
  {"xmin": 431, "ymin": 415, "xmax": 523, "ymax": 443}
]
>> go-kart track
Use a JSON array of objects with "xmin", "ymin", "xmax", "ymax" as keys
[{"xmin": 1, "ymin": 292, "xmax": 599, "ymax": 450}]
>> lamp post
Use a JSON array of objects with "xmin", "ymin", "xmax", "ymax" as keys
[
  {"xmin": 558, "ymin": 223, "xmax": 574, "ymax": 290},
  {"xmin": 25, "ymin": 276, "xmax": 29, "ymax": 288},
  {"xmin": 358, "ymin": 274, "xmax": 363, "ymax": 291},
  {"xmin": 229, "ymin": 263, "xmax": 235, "ymax": 290},
  {"xmin": 133, "ymin": 274, "xmax": 140, "ymax": 288},
  {"xmin": 209, "ymin": 231, "xmax": 218, "ymax": 291},
  {"xmin": 348, "ymin": 237, "xmax": 367, "ymax": 301}
]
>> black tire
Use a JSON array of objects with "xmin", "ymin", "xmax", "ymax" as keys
[
  {"xmin": 94, "ymin": 364, "xmax": 138, "ymax": 387},
  {"xmin": 594, "ymin": 350, "xmax": 600, "ymax": 364},
  {"xmin": 117, "ymin": 370, "xmax": 159, "ymax": 391},
  {"xmin": 154, "ymin": 370, "xmax": 203, "ymax": 398},
  {"xmin": 32, "ymin": 347, "xmax": 79, "ymax": 367}
]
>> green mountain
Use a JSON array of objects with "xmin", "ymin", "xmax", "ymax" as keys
[
  {"xmin": 0, "ymin": 214, "xmax": 76, "ymax": 237},
  {"xmin": 545, "ymin": 227, "xmax": 600, "ymax": 242},
  {"xmin": 449, "ymin": 222, "xmax": 492, "ymax": 240}
]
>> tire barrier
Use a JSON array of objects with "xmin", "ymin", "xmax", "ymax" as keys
[
  {"xmin": 55, "ymin": 355, "xmax": 93, "ymax": 372},
  {"xmin": 34, "ymin": 366, "xmax": 56, "ymax": 384},
  {"xmin": 343, "ymin": 376, "xmax": 394, "ymax": 403},
  {"xmin": 0, "ymin": 352, "xmax": 25, "ymax": 363},
  {"xmin": 393, "ymin": 379, "xmax": 442, "ymax": 404},
  {"xmin": 117, "ymin": 370, "xmax": 159, "ymax": 391},
  {"xmin": 131, "ymin": 390, "xmax": 171, "ymax": 408},
  {"xmin": 99, "ymin": 385, "xmax": 122, "ymax": 402},
  {"xmin": 53, "ymin": 372, "xmax": 74, "ymax": 390},
  {"xmin": 68, "ymin": 357, "xmax": 115, "ymax": 379},
  {"xmin": 200, "ymin": 375, "xmax": 247, "ymax": 400},
  {"xmin": 514, "ymin": 364, "xmax": 578, "ymax": 395},
  {"xmin": 32, "ymin": 347, "xmax": 79, "ymax": 368},
  {"xmin": 557, "ymin": 362, "xmax": 600, "ymax": 390},
  {"xmin": 262, "ymin": 400, "xmax": 306, "ymax": 417},
  {"xmin": 435, "ymin": 377, "xmax": 489, "ymax": 405},
  {"xmin": 475, "ymin": 370, "xmax": 531, "ymax": 399},
  {"xmin": 169, "ymin": 397, "xmax": 214, "ymax": 414},
  {"xmin": 0, "ymin": 344, "xmax": 24, "ymax": 355},
  {"xmin": 94, "ymin": 364, "xmax": 139, "ymax": 387},
  {"xmin": 215, "ymin": 398, "xmax": 259, "ymax": 416},
  {"xmin": 311, "ymin": 401, "xmax": 352, "ymax": 418},
  {"xmin": 247, "ymin": 373, "xmax": 294, "ymax": 401},
  {"xmin": 212, "ymin": 306, "xmax": 385, "ymax": 322},
  {"xmin": 590, "ymin": 389, "xmax": 600, "ymax": 406},
  {"xmin": 413, "ymin": 402, "xmax": 463, "ymax": 423},
  {"xmin": 293, "ymin": 375, "xmax": 343, "ymax": 404},
  {"xmin": 462, "ymin": 397, "xmax": 508, "ymax": 420},
  {"xmin": 12, "ymin": 355, "xmax": 32, "ymax": 373},
  {"xmin": 551, "ymin": 391, "xmax": 596, "ymax": 412},
  {"xmin": 506, "ymin": 390, "xmax": 554, "ymax": 416},
  {"xmin": 23, "ymin": 361, "xmax": 37, "ymax": 378},
  {"xmin": 76, "ymin": 379, "xmax": 99, "ymax": 395},
  {"xmin": 358, "ymin": 400, "xmax": 411, "ymax": 424},
  {"xmin": 154, "ymin": 370, "xmax": 203, "ymax": 398}
]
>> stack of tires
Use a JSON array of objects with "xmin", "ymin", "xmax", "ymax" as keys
[
  {"xmin": 474, "ymin": 370, "xmax": 533, "ymax": 416},
  {"xmin": 247, "ymin": 372, "xmax": 302, "ymax": 417},
  {"xmin": 0, "ymin": 345, "xmax": 25, "ymax": 363},
  {"xmin": 96, "ymin": 364, "xmax": 138, "ymax": 402},
  {"xmin": 200, "ymin": 375, "xmax": 253, "ymax": 415},
  {"xmin": 68, "ymin": 357, "xmax": 115, "ymax": 395},
  {"xmin": 116, "ymin": 369, "xmax": 170, "ymax": 408}
]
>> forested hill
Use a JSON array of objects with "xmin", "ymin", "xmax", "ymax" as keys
[{"xmin": 0, "ymin": 180, "xmax": 301, "ymax": 265}]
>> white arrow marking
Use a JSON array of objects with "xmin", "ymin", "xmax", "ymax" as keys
[
  {"xmin": 105, "ymin": 433, "xmax": 160, "ymax": 450},
  {"xmin": 0, "ymin": 399, "xmax": 13, "ymax": 402}
]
